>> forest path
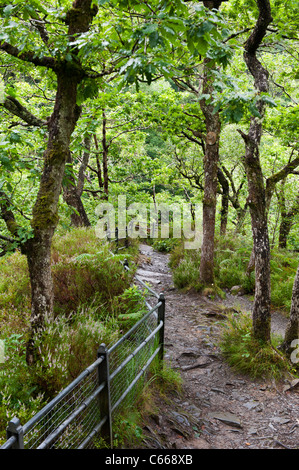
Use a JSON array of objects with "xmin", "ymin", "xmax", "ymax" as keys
[{"xmin": 136, "ymin": 244, "xmax": 299, "ymax": 450}]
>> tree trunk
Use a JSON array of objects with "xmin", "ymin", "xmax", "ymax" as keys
[
  {"xmin": 77, "ymin": 134, "xmax": 91, "ymax": 196},
  {"xmin": 25, "ymin": 70, "xmax": 83, "ymax": 363},
  {"xmin": 199, "ymin": 63, "xmax": 221, "ymax": 284},
  {"xmin": 25, "ymin": 232, "xmax": 54, "ymax": 363},
  {"xmin": 278, "ymin": 189, "xmax": 299, "ymax": 249},
  {"xmin": 217, "ymin": 167, "xmax": 229, "ymax": 236},
  {"xmin": 102, "ymin": 111, "xmax": 109, "ymax": 200},
  {"xmin": 199, "ymin": 0, "xmax": 223, "ymax": 285},
  {"xmin": 63, "ymin": 152, "xmax": 91, "ymax": 227},
  {"xmin": 24, "ymin": 0, "xmax": 98, "ymax": 363},
  {"xmin": 281, "ymin": 265, "xmax": 299, "ymax": 355},
  {"xmin": 93, "ymin": 134, "xmax": 104, "ymax": 190},
  {"xmin": 240, "ymin": 0, "xmax": 273, "ymax": 342}
]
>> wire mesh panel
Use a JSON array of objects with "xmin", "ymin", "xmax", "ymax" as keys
[
  {"xmin": 108, "ymin": 304, "xmax": 161, "ymax": 415},
  {"xmin": 23, "ymin": 359, "xmax": 105, "ymax": 449}
]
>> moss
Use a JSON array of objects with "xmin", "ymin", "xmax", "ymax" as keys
[
  {"xmin": 252, "ymin": 316, "xmax": 271, "ymax": 343},
  {"xmin": 31, "ymin": 145, "xmax": 68, "ymax": 231},
  {"xmin": 31, "ymin": 190, "xmax": 60, "ymax": 231},
  {"xmin": 6, "ymin": 218, "xmax": 19, "ymax": 237}
]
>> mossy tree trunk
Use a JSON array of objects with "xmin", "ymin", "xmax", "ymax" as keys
[
  {"xmin": 13, "ymin": 0, "xmax": 99, "ymax": 364},
  {"xmin": 217, "ymin": 167, "xmax": 229, "ymax": 236},
  {"xmin": 102, "ymin": 110, "xmax": 109, "ymax": 200},
  {"xmin": 239, "ymin": 0, "xmax": 273, "ymax": 342},
  {"xmin": 199, "ymin": 62, "xmax": 221, "ymax": 285},
  {"xmin": 62, "ymin": 151, "xmax": 91, "ymax": 227},
  {"xmin": 25, "ymin": 69, "xmax": 84, "ymax": 363},
  {"xmin": 278, "ymin": 186, "xmax": 299, "ymax": 249},
  {"xmin": 199, "ymin": 1, "xmax": 223, "ymax": 285}
]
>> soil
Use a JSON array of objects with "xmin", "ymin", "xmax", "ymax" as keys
[{"xmin": 134, "ymin": 244, "xmax": 299, "ymax": 450}]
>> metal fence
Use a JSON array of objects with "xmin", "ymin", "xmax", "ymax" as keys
[{"xmin": 1, "ymin": 259, "xmax": 165, "ymax": 450}]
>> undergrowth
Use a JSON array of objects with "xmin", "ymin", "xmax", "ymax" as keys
[
  {"xmin": 110, "ymin": 361, "xmax": 183, "ymax": 449},
  {"xmin": 219, "ymin": 312, "xmax": 294, "ymax": 380},
  {"xmin": 169, "ymin": 233, "xmax": 298, "ymax": 312},
  {"xmin": 0, "ymin": 227, "xmax": 143, "ymax": 443}
]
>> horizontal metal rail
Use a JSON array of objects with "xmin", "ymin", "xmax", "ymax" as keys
[
  {"xmin": 111, "ymin": 345, "xmax": 161, "ymax": 414},
  {"xmin": 134, "ymin": 274, "xmax": 160, "ymax": 299},
  {"xmin": 36, "ymin": 382, "xmax": 106, "ymax": 449},
  {"xmin": 108, "ymin": 301, "xmax": 161, "ymax": 354},
  {"xmin": 110, "ymin": 321, "xmax": 163, "ymax": 382},
  {"xmin": 0, "ymin": 436, "xmax": 16, "ymax": 449},
  {"xmin": 23, "ymin": 355, "xmax": 104, "ymax": 436},
  {"xmin": 77, "ymin": 415, "xmax": 108, "ymax": 450}
]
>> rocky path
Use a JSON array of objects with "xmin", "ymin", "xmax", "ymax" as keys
[{"xmin": 136, "ymin": 244, "xmax": 299, "ymax": 450}]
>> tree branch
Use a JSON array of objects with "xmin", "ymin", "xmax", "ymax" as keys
[
  {"xmin": 0, "ymin": 233, "xmax": 17, "ymax": 243},
  {"xmin": 1, "ymin": 96, "xmax": 46, "ymax": 127},
  {"xmin": 266, "ymin": 151, "xmax": 299, "ymax": 207},
  {"xmin": 0, "ymin": 41, "xmax": 56, "ymax": 69}
]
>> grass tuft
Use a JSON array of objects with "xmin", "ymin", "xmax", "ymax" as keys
[{"xmin": 219, "ymin": 312, "xmax": 292, "ymax": 380}]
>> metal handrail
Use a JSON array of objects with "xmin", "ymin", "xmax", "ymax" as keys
[
  {"xmin": 22, "ymin": 355, "xmax": 104, "ymax": 435},
  {"xmin": 110, "ymin": 320, "xmax": 163, "ymax": 381},
  {"xmin": 108, "ymin": 301, "xmax": 162, "ymax": 354},
  {"xmin": 36, "ymin": 382, "xmax": 106, "ymax": 449}
]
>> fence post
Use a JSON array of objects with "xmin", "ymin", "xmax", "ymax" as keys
[
  {"xmin": 125, "ymin": 225, "xmax": 129, "ymax": 248},
  {"xmin": 97, "ymin": 344, "xmax": 112, "ymax": 448},
  {"xmin": 157, "ymin": 293, "xmax": 165, "ymax": 365},
  {"xmin": 115, "ymin": 227, "xmax": 119, "ymax": 251},
  {"xmin": 6, "ymin": 417, "xmax": 24, "ymax": 449}
]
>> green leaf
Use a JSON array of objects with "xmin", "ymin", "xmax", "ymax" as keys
[
  {"xmin": 195, "ymin": 37, "xmax": 209, "ymax": 55},
  {"xmin": 3, "ymin": 5, "xmax": 15, "ymax": 17},
  {"xmin": 5, "ymin": 86, "xmax": 17, "ymax": 99},
  {"xmin": 0, "ymin": 155, "xmax": 14, "ymax": 171}
]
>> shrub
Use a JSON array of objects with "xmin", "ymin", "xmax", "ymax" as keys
[
  {"xmin": 214, "ymin": 235, "xmax": 253, "ymax": 292},
  {"xmin": 112, "ymin": 285, "xmax": 147, "ymax": 330},
  {"xmin": 0, "ymin": 227, "xmax": 139, "ymax": 421},
  {"xmin": 0, "ymin": 251, "xmax": 30, "ymax": 311},
  {"xmin": 172, "ymin": 258, "xmax": 203, "ymax": 291},
  {"xmin": 52, "ymin": 248, "xmax": 134, "ymax": 316},
  {"xmin": 219, "ymin": 312, "xmax": 291, "ymax": 379},
  {"xmin": 152, "ymin": 238, "xmax": 179, "ymax": 253},
  {"xmin": 32, "ymin": 306, "xmax": 121, "ymax": 398},
  {"xmin": 51, "ymin": 227, "xmax": 102, "ymax": 262},
  {"xmin": 270, "ymin": 249, "xmax": 298, "ymax": 312},
  {"xmin": 0, "ymin": 333, "xmax": 45, "ymax": 443},
  {"xmin": 169, "ymin": 234, "xmax": 298, "ymax": 313}
]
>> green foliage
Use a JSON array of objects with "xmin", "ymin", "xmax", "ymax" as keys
[
  {"xmin": 0, "ymin": 227, "xmax": 142, "ymax": 434},
  {"xmin": 112, "ymin": 413, "xmax": 144, "ymax": 449},
  {"xmin": 173, "ymin": 257, "xmax": 203, "ymax": 292},
  {"xmin": 152, "ymin": 237, "xmax": 179, "ymax": 253},
  {"xmin": 219, "ymin": 312, "xmax": 291, "ymax": 380},
  {"xmin": 270, "ymin": 250, "xmax": 299, "ymax": 312},
  {"xmin": 0, "ymin": 333, "xmax": 45, "ymax": 445},
  {"xmin": 150, "ymin": 361, "xmax": 183, "ymax": 397},
  {"xmin": 112, "ymin": 284, "xmax": 147, "ymax": 329},
  {"xmin": 32, "ymin": 306, "xmax": 120, "ymax": 398},
  {"xmin": 52, "ymin": 248, "xmax": 133, "ymax": 317},
  {"xmin": 214, "ymin": 235, "xmax": 254, "ymax": 292},
  {"xmin": 0, "ymin": 251, "xmax": 31, "ymax": 325},
  {"xmin": 170, "ymin": 235, "xmax": 298, "ymax": 312}
]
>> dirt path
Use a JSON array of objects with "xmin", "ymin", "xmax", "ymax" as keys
[{"xmin": 136, "ymin": 244, "xmax": 299, "ymax": 450}]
